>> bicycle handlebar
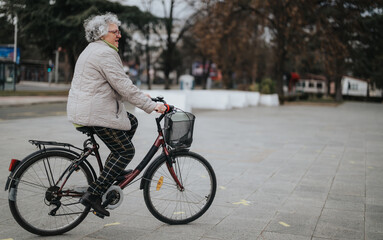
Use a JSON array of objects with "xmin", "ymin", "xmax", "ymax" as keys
[{"xmin": 151, "ymin": 96, "xmax": 174, "ymax": 114}]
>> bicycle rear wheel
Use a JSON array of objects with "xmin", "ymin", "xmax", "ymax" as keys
[
  {"xmin": 143, "ymin": 151, "xmax": 216, "ymax": 224},
  {"xmin": 8, "ymin": 150, "xmax": 93, "ymax": 236}
]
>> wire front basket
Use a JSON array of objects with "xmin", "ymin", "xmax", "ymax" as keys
[{"xmin": 164, "ymin": 111, "xmax": 195, "ymax": 149}]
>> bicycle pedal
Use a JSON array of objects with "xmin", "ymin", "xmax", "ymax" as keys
[{"xmin": 93, "ymin": 211, "xmax": 105, "ymax": 219}]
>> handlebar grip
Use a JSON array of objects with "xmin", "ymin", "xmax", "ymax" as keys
[{"xmin": 165, "ymin": 104, "xmax": 174, "ymax": 113}]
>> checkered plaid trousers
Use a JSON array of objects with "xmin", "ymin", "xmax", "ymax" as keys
[{"xmin": 88, "ymin": 112, "xmax": 138, "ymax": 196}]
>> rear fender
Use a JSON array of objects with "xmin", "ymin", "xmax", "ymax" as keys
[{"xmin": 5, "ymin": 147, "xmax": 96, "ymax": 191}]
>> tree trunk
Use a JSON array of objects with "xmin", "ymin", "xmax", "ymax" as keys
[
  {"xmin": 201, "ymin": 58, "xmax": 212, "ymax": 90},
  {"xmin": 67, "ymin": 50, "xmax": 76, "ymax": 83},
  {"xmin": 164, "ymin": 53, "xmax": 171, "ymax": 89},
  {"xmin": 334, "ymin": 75, "xmax": 343, "ymax": 102},
  {"xmin": 145, "ymin": 32, "xmax": 151, "ymax": 90},
  {"xmin": 274, "ymin": 46, "xmax": 286, "ymax": 105},
  {"xmin": 276, "ymin": 71, "xmax": 284, "ymax": 104},
  {"xmin": 221, "ymin": 69, "xmax": 231, "ymax": 89}
]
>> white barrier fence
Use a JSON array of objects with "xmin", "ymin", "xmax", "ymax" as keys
[{"xmin": 135, "ymin": 90, "xmax": 279, "ymax": 112}]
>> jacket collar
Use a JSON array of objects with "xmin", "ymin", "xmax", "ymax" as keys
[{"xmin": 101, "ymin": 40, "xmax": 119, "ymax": 52}]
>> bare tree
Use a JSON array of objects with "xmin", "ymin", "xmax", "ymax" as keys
[
  {"xmin": 191, "ymin": 0, "xmax": 263, "ymax": 89},
  {"xmin": 237, "ymin": 0, "xmax": 312, "ymax": 103},
  {"xmin": 157, "ymin": 0, "xmax": 192, "ymax": 88},
  {"xmin": 140, "ymin": 0, "xmax": 158, "ymax": 90}
]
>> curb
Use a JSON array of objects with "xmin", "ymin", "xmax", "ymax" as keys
[{"xmin": 0, "ymin": 96, "xmax": 68, "ymax": 107}]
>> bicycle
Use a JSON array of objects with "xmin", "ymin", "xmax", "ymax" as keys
[{"xmin": 4, "ymin": 97, "xmax": 217, "ymax": 236}]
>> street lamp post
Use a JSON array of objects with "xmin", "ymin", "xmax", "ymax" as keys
[
  {"xmin": 54, "ymin": 47, "xmax": 60, "ymax": 83},
  {"xmin": 13, "ymin": 14, "xmax": 18, "ymax": 91}
]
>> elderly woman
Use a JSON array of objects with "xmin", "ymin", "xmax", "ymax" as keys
[{"xmin": 67, "ymin": 13, "xmax": 166, "ymax": 217}]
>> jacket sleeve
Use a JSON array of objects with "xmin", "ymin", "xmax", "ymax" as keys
[{"xmin": 97, "ymin": 49, "xmax": 156, "ymax": 113}]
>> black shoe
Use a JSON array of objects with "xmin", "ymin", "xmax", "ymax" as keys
[
  {"xmin": 115, "ymin": 169, "xmax": 133, "ymax": 183},
  {"xmin": 80, "ymin": 192, "xmax": 110, "ymax": 217}
]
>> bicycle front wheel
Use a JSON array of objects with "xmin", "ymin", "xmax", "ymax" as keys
[
  {"xmin": 143, "ymin": 151, "xmax": 216, "ymax": 224},
  {"xmin": 8, "ymin": 150, "xmax": 93, "ymax": 236}
]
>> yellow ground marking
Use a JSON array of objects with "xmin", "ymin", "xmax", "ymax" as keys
[
  {"xmin": 174, "ymin": 212, "xmax": 185, "ymax": 215},
  {"xmin": 279, "ymin": 221, "xmax": 290, "ymax": 227},
  {"xmin": 1, "ymin": 238, "xmax": 14, "ymax": 240},
  {"xmin": 350, "ymin": 161, "xmax": 356, "ymax": 164},
  {"xmin": 219, "ymin": 186, "xmax": 226, "ymax": 190},
  {"xmin": 368, "ymin": 166, "xmax": 374, "ymax": 169},
  {"xmin": 233, "ymin": 199, "xmax": 250, "ymax": 206},
  {"xmin": 201, "ymin": 175, "xmax": 207, "ymax": 178},
  {"xmin": 104, "ymin": 222, "xmax": 120, "ymax": 227}
]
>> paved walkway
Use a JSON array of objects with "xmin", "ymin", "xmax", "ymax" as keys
[
  {"xmin": 0, "ymin": 95, "xmax": 68, "ymax": 107},
  {"xmin": 0, "ymin": 81, "xmax": 69, "ymax": 107},
  {"xmin": 0, "ymin": 102, "xmax": 382, "ymax": 240}
]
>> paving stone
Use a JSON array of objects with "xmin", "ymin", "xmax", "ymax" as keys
[
  {"xmin": 280, "ymin": 200, "xmax": 323, "ymax": 216},
  {"xmin": 314, "ymin": 209, "xmax": 364, "ymax": 239},
  {"xmin": 257, "ymin": 231, "xmax": 311, "ymax": 240},
  {"xmin": 366, "ymin": 231, "xmax": 383, "ymax": 240},
  {"xmin": 86, "ymin": 225, "xmax": 151, "ymax": 240},
  {"xmin": 366, "ymin": 203, "xmax": 383, "ymax": 213},
  {"xmin": 365, "ymin": 211, "xmax": 383, "ymax": 234},
  {"xmin": 325, "ymin": 194, "xmax": 365, "ymax": 212},
  {"xmin": 265, "ymin": 211, "xmax": 320, "ymax": 236},
  {"xmin": 330, "ymin": 181, "xmax": 365, "ymax": 197},
  {"xmin": 203, "ymin": 216, "xmax": 267, "ymax": 240},
  {"xmin": 230, "ymin": 203, "xmax": 279, "ymax": 221}
]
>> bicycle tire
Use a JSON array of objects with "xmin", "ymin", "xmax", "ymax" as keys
[
  {"xmin": 8, "ymin": 150, "xmax": 93, "ymax": 236},
  {"xmin": 143, "ymin": 151, "xmax": 216, "ymax": 224}
]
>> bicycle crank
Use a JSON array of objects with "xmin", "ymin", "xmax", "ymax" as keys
[{"xmin": 102, "ymin": 185, "xmax": 123, "ymax": 210}]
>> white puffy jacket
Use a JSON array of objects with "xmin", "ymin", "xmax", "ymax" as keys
[{"xmin": 67, "ymin": 40, "xmax": 156, "ymax": 130}]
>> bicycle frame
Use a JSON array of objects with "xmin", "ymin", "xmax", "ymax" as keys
[
  {"xmin": 118, "ymin": 113, "xmax": 184, "ymax": 190},
  {"xmin": 57, "ymin": 112, "xmax": 184, "ymax": 198}
]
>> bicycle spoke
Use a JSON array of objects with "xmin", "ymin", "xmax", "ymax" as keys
[{"xmin": 17, "ymin": 178, "xmax": 48, "ymax": 190}]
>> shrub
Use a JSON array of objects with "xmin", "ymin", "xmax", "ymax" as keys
[
  {"xmin": 248, "ymin": 83, "xmax": 259, "ymax": 92},
  {"xmin": 260, "ymin": 78, "xmax": 276, "ymax": 94}
]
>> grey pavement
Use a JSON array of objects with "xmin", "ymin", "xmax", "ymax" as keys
[{"xmin": 0, "ymin": 101, "xmax": 383, "ymax": 240}]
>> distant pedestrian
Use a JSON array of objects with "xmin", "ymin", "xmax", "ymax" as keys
[{"xmin": 66, "ymin": 13, "xmax": 166, "ymax": 217}]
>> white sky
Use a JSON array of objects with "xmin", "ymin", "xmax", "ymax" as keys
[{"xmin": 111, "ymin": 0, "xmax": 195, "ymax": 19}]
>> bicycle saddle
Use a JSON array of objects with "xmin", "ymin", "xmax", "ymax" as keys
[{"xmin": 76, "ymin": 126, "xmax": 94, "ymax": 135}]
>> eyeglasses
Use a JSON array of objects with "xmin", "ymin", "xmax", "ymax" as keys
[{"xmin": 108, "ymin": 30, "xmax": 121, "ymax": 36}]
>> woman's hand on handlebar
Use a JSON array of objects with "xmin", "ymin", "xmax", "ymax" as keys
[
  {"xmin": 154, "ymin": 103, "xmax": 167, "ymax": 114},
  {"xmin": 152, "ymin": 96, "xmax": 174, "ymax": 114}
]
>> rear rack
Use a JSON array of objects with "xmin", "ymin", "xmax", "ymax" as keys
[{"xmin": 29, "ymin": 140, "xmax": 82, "ymax": 151}]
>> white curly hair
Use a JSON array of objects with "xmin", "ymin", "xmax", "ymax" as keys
[{"xmin": 84, "ymin": 13, "xmax": 121, "ymax": 42}]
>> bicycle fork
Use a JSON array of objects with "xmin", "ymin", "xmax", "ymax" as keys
[
  {"xmin": 118, "ymin": 133, "xmax": 184, "ymax": 191},
  {"xmin": 163, "ymin": 146, "xmax": 185, "ymax": 191}
]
